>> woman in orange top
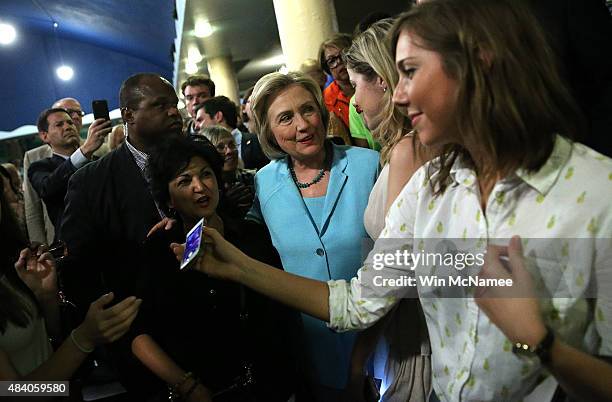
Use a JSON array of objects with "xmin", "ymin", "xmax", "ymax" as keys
[{"xmin": 318, "ymin": 33, "xmax": 354, "ymax": 145}]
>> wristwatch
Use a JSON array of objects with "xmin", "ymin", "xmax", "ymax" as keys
[{"xmin": 512, "ymin": 326, "xmax": 555, "ymax": 366}]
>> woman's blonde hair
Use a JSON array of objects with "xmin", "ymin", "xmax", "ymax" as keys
[
  {"xmin": 201, "ymin": 125, "xmax": 233, "ymax": 147},
  {"xmin": 343, "ymin": 18, "xmax": 415, "ymax": 164},
  {"xmin": 250, "ymin": 72, "xmax": 329, "ymax": 160},
  {"xmin": 389, "ymin": 0, "xmax": 584, "ymax": 195}
]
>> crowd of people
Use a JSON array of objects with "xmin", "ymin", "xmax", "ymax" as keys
[{"xmin": 1, "ymin": 0, "xmax": 612, "ymax": 401}]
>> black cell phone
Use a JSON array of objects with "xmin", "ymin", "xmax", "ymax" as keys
[{"xmin": 92, "ymin": 99, "xmax": 110, "ymax": 121}]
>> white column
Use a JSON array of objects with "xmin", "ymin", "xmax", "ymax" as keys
[
  {"xmin": 272, "ymin": 0, "xmax": 339, "ymax": 71},
  {"xmin": 207, "ymin": 55, "xmax": 240, "ymax": 105}
]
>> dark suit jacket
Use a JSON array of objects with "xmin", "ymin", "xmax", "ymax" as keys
[
  {"xmin": 59, "ymin": 143, "xmax": 162, "ymax": 393},
  {"xmin": 182, "ymin": 117, "xmax": 198, "ymax": 136},
  {"xmin": 528, "ymin": 0, "xmax": 612, "ymax": 156},
  {"xmin": 241, "ymin": 132, "xmax": 269, "ymax": 170},
  {"xmin": 28, "ymin": 154, "xmax": 78, "ymax": 240},
  {"xmin": 60, "ymin": 142, "xmax": 161, "ymax": 307}
]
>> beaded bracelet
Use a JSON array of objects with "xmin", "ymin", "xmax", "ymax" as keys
[{"xmin": 70, "ymin": 329, "xmax": 94, "ymax": 353}]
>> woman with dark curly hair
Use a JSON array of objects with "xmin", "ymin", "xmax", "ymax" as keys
[{"xmin": 131, "ymin": 136, "xmax": 295, "ymax": 402}]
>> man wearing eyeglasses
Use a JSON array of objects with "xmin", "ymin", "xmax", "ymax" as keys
[
  {"xmin": 55, "ymin": 97, "xmax": 85, "ymax": 131},
  {"xmin": 51, "ymin": 97, "xmax": 112, "ymax": 158},
  {"xmin": 22, "ymin": 97, "xmax": 111, "ymax": 244}
]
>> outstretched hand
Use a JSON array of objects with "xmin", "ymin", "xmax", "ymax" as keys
[
  {"xmin": 170, "ymin": 226, "xmax": 247, "ymax": 282},
  {"xmin": 73, "ymin": 292, "xmax": 142, "ymax": 351},
  {"xmin": 475, "ymin": 236, "xmax": 547, "ymax": 345},
  {"xmin": 14, "ymin": 246, "xmax": 58, "ymax": 301}
]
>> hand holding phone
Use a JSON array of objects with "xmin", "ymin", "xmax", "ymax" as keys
[
  {"xmin": 82, "ymin": 100, "xmax": 112, "ymax": 158},
  {"xmin": 92, "ymin": 100, "xmax": 110, "ymax": 121},
  {"xmin": 181, "ymin": 218, "xmax": 206, "ymax": 270}
]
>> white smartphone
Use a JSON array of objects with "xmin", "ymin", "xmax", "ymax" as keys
[{"xmin": 180, "ymin": 218, "xmax": 205, "ymax": 270}]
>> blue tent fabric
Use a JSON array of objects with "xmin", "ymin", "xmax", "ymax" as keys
[{"xmin": 0, "ymin": 0, "xmax": 177, "ymax": 131}]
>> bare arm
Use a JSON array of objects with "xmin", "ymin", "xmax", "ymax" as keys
[
  {"xmin": 0, "ymin": 326, "xmax": 94, "ymax": 381},
  {"xmin": 37, "ymin": 295, "xmax": 62, "ymax": 341},
  {"xmin": 547, "ymin": 340, "xmax": 612, "ymax": 402},
  {"xmin": 0, "ymin": 293, "xmax": 140, "ymax": 381},
  {"xmin": 238, "ymin": 254, "xmax": 331, "ymax": 321},
  {"xmin": 385, "ymin": 136, "xmax": 425, "ymax": 214},
  {"xmin": 131, "ymin": 334, "xmax": 212, "ymax": 402},
  {"xmin": 476, "ymin": 236, "xmax": 612, "ymax": 402},
  {"xmin": 14, "ymin": 247, "xmax": 61, "ymax": 339},
  {"xmin": 179, "ymin": 228, "xmax": 331, "ymax": 322}
]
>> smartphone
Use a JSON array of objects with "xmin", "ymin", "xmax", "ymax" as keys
[
  {"xmin": 92, "ymin": 99, "xmax": 110, "ymax": 121},
  {"xmin": 180, "ymin": 218, "xmax": 206, "ymax": 270}
]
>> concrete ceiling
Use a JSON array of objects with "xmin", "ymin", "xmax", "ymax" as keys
[
  {"xmin": 0, "ymin": 0, "xmax": 411, "ymax": 132},
  {"xmin": 178, "ymin": 0, "xmax": 412, "ymax": 93}
]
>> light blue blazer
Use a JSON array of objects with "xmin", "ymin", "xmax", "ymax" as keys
[{"xmin": 248, "ymin": 143, "xmax": 379, "ymax": 388}]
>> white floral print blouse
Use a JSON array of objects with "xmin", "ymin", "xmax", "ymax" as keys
[{"xmin": 328, "ymin": 136, "xmax": 612, "ymax": 401}]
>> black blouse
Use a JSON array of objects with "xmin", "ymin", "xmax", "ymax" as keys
[{"xmin": 131, "ymin": 218, "xmax": 297, "ymax": 401}]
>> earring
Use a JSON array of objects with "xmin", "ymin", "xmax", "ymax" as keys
[{"xmin": 382, "ymin": 87, "xmax": 387, "ymax": 93}]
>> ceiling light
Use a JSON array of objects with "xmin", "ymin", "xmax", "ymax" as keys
[
  {"xmin": 56, "ymin": 65, "xmax": 74, "ymax": 81},
  {"xmin": 0, "ymin": 23, "xmax": 17, "ymax": 45},
  {"xmin": 185, "ymin": 62, "xmax": 198, "ymax": 74},
  {"xmin": 187, "ymin": 47, "xmax": 202, "ymax": 63},
  {"xmin": 265, "ymin": 54, "xmax": 286, "ymax": 67},
  {"xmin": 194, "ymin": 20, "xmax": 213, "ymax": 37}
]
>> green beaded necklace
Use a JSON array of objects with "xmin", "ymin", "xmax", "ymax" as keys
[{"xmin": 288, "ymin": 143, "xmax": 332, "ymax": 189}]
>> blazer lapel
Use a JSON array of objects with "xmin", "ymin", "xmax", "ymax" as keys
[
  {"xmin": 320, "ymin": 146, "xmax": 347, "ymax": 235},
  {"xmin": 277, "ymin": 160, "xmax": 322, "ymax": 236}
]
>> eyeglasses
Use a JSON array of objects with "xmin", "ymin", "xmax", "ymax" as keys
[
  {"xmin": 325, "ymin": 55, "xmax": 343, "ymax": 69},
  {"xmin": 66, "ymin": 109, "xmax": 85, "ymax": 117},
  {"xmin": 216, "ymin": 141, "xmax": 237, "ymax": 152}
]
